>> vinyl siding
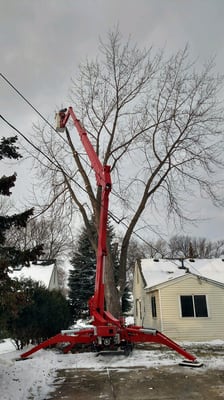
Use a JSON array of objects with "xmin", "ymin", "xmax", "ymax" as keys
[
  {"xmin": 143, "ymin": 291, "xmax": 161, "ymax": 331},
  {"xmin": 133, "ymin": 264, "xmax": 146, "ymax": 326},
  {"xmin": 157, "ymin": 275, "xmax": 224, "ymax": 341},
  {"xmin": 133, "ymin": 263, "xmax": 161, "ymax": 329},
  {"xmin": 133, "ymin": 260, "xmax": 224, "ymax": 341}
]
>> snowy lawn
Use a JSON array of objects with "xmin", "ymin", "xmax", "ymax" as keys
[{"xmin": 0, "ymin": 338, "xmax": 224, "ymax": 400}]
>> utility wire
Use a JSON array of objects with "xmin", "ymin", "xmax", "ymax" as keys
[
  {"xmin": 1, "ymin": 114, "xmax": 53, "ymax": 165},
  {"xmin": 1, "ymin": 72, "xmax": 150, "ymax": 224},
  {"xmin": 71, "ymin": 148, "xmax": 168, "ymax": 250},
  {"xmin": 3, "ymin": 73, "xmax": 209, "ymax": 274},
  {"xmin": 1, "ymin": 113, "xmax": 161, "ymax": 252},
  {"xmin": 1, "ymin": 73, "xmax": 57, "ymax": 133},
  {"xmin": 0, "ymin": 114, "xmax": 93, "ymax": 209},
  {"xmin": 0, "ymin": 73, "xmax": 167, "ymax": 254},
  {"xmin": 1, "ymin": 71, "xmax": 126, "ymax": 205}
]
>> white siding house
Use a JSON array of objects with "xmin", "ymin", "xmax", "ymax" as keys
[
  {"xmin": 133, "ymin": 258, "xmax": 224, "ymax": 341},
  {"xmin": 10, "ymin": 260, "xmax": 59, "ymax": 291}
]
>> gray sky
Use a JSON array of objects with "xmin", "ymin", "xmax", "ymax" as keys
[{"xmin": 1, "ymin": 0, "xmax": 224, "ymax": 240}]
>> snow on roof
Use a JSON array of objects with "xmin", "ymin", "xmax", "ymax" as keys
[
  {"xmin": 140, "ymin": 258, "xmax": 224, "ymax": 288},
  {"xmin": 9, "ymin": 262, "xmax": 55, "ymax": 288}
]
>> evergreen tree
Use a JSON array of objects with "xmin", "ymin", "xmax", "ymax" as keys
[
  {"xmin": 68, "ymin": 221, "xmax": 132, "ymax": 321},
  {"xmin": 68, "ymin": 224, "xmax": 96, "ymax": 320},
  {"xmin": 7, "ymin": 278, "xmax": 73, "ymax": 347},
  {"xmin": 0, "ymin": 136, "xmax": 43, "ymax": 333}
]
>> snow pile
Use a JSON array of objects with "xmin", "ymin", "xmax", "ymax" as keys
[
  {"xmin": 0, "ymin": 338, "xmax": 224, "ymax": 400},
  {"xmin": 0, "ymin": 347, "xmax": 58, "ymax": 400},
  {"xmin": 0, "ymin": 338, "xmax": 17, "ymax": 354}
]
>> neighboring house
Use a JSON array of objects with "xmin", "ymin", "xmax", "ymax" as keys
[
  {"xmin": 10, "ymin": 260, "xmax": 59, "ymax": 291},
  {"xmin": 133, "ymin": 258, "xmax": 224, "ymax": 341}
]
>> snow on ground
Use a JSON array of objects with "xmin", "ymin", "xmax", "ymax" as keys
[{"xmin": 0, "ymin": 338, "xmax": 224, "ymax": 400}]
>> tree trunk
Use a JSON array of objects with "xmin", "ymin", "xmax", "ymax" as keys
[{"xmin": 104, "ymin": 249, "xmax": 120, "ymax": 318}]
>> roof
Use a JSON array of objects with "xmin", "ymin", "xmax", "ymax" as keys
[
  {"xmin": 140, "ymin": 258, "xmax": 224, "ymax": 289},
  {"xmin": 9, "ymin": 261, "xmax": 55, "ymax": 289}
]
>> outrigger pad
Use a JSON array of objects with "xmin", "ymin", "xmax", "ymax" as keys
[
  {"xmin": 15, "ymin": 357, "xmax": 32, "ymax": 361},
  {"xmin": 96, "ymin": 350, "xmax": 128, "ymax": 356},
  {"xmin": 179, "ymin": 359, "xmax": 203, "ymax": 367}
]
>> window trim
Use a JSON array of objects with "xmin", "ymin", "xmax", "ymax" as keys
[
  {"xmin": 180, "ymin": 294, "xmax": 209, "ymax": 318},
  {"xmin": 151, "ymin": 295, "xmax": 157, "ymax": 319},
  {"xmin": 135, "ymin": 298, "xmax": 142, "ymax": 319}
]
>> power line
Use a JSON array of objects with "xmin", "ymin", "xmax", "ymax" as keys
[
  {"xmin": 0, "ymin": 73, "xmax": 165, "ymax": 253},
  {"xmin": 1, "ymin": 72, "xmax": 144, "ymax": 214},
  {"xmin": 2, "ymin": 73, "xmax": 212, "ymax": 271},
  {"xmin": 0, "ymin": 114, "xmax": 93, "ymax": 204},
  {"xmin": 75, "ymin": 149, "xmax": 167, "ymax": 248},
  {"xmin": 1, "ymin": 73, "xmax": 57, "ymax": 133},
  {"xmin": 1, "ymin": 71, "xmax": 128, "ymax": 205},
  {"xmin": 1, "ymin": 113, "xmax": 161, "ymax": 252}
]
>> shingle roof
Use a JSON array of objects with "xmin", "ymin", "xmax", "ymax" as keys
[{"xmin": 140, "ymin": 258, "xmax": 224, "ymax": 288}]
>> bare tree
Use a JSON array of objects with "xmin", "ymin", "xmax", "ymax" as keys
[
  {"xmin": 5, "ymin": 213, "xmax": 73, "ymax": 260},
  {"xmin": 168, "ymin": 234, "xmax": 224, "ymax": 258},
  {"xmin": 32, "ymin": 29, "xmax": 224, "ymax": 316},
  {"xmin": 0, "ymin": 197, "xmax": 14, "ymax": 215}
]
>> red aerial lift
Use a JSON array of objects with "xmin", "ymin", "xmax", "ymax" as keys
[{"xmin": 21, "ymin": 107, "xmax": 201, "ymax": 366}]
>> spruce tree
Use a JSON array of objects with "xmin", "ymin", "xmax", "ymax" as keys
[
  {"xmin": 68, "ymin": 224, "xmax": 96, "ymax": 320},
  {"xmin": 0, "ymin": 136, "xmax": 43, "ymax": 333},
  {"xmin": 68, "ymin": 221, "xmax": 132, "ymax": 321}
]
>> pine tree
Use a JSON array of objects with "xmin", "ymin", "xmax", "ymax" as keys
[{"xmin": 0, "ymin": 136, "xmax": 43, "ymax": 333}]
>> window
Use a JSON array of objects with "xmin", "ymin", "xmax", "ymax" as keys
[
  {"xmin": 151, "ymin": 296, "xmax": 157, "ymax": 318},
  {"xmin": 180, "ymin": 295, "xmax": 208, "ymax": 318}
]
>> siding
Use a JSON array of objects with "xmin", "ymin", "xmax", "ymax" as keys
[
  {"xmin": 48, "ymin": 265, "xmax": 59, "ymax": 290},
  {"xmin": 133, "ymin": 263, "xmax": 161, "ymax": 330},
  {"xmin": 133, "ymin": 264, "xmax": 145, "ymax": 326},
  {"xmin": 158, "ymin": 275, "xmax": 224, "ymax": 341},
  {"xmin": 143, "ymin": 291, "xmax": 161, "ymax": 331}
]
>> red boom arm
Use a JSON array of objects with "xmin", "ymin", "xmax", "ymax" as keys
[{"xmin": 56, "ymin": 107, "xmax": 113, "ymax": 324}]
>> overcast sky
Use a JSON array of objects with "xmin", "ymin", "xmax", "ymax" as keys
[{"xmin": 1, "ymin": 0, "xmax": 224, "ymax": 241}]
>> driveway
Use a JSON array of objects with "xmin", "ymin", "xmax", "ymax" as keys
[{"xmin": 49, "ymin": 365, "xmax": 224, "ymax": 399}]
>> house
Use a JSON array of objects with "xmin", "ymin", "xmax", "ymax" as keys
[
  {"xmin": 133, "ymin": 258, "xmax": 224, "ymax": 341},
  {"xmin": 10, "ymin": 260, "xmax": 59, "ymax": 291}
]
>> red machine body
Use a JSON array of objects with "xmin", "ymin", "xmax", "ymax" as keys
[{"xmin": 21, "ymin": 107, "xmax": 200, "ymax": 365}]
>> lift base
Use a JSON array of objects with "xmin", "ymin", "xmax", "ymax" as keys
[{"xmin": 20, "ymin": 324, "xmax": 202, "ymax": 367}]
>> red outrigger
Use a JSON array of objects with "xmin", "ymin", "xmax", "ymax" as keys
[{"xmin": 21, "ymin": 107, "xmax": 201, "ymax": 366}]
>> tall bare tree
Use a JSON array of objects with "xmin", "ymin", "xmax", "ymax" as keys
[
  {"xmin": 32, "ymin": 29, "xmax": 224, "ymax": 316},
  {"xmin": 168, "ymin": 235, "xmax": 224, "ymax": 258}
]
